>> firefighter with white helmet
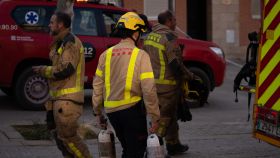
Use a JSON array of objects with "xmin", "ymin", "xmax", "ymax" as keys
[{"xmin": 92, "ymin": 12, "xmax": 160, "ymax": 158}]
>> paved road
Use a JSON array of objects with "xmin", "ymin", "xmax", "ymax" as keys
[{"xmin": 0, "ymin": 62, "xmax": 280, "ymax": 158}]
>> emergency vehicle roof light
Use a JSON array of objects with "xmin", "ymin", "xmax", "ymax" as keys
[{"xmin": 76, "ymin": 0, "xmax": 100, "ymax": 3}]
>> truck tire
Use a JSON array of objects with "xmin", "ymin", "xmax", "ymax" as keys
[
  {"xmin": 0, "ymin": 87, "xmax": 13, "ymax": 96},
  {"xmin": 14, "ymin": 67, "xmax": 49, "ymax": 110},
  {"xmin": 188, "ymin": 67, "xmax": 211, "ymax": 107}
]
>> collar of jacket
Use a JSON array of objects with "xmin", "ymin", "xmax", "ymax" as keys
[
  {"xmin": 152, "ymin": 23, "xmax": 178, "ymax": 38},
  {"xmin": 120, "ymin": 38, "xmax": 135, "ymax": 45},
  {"xmin": 50, "ymin": 28, "xmax": 71, "ymax": 48}
]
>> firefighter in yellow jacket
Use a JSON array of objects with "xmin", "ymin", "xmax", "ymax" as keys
[
  {"xmin": 143, "ymin": 10, "xmax": 194, "ymax": 156},
  {"xmin": 92, "ymin": 12, "xmax": 160, "ymax": 158},
  {"xmin": 32, "ymin": 12, "xmax": 91, "ymax": 158}
]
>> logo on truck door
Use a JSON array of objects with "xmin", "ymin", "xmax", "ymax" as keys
[
  {"xmin": 25, "ymin": 11, "xmax": 39, "ymax": 25},
  {"xmin": 82, "ymin": 42, "xmax": 96, "ymax": 62}
]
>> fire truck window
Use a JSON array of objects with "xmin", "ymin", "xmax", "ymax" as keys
[
  {"xmin": 102, "ymin": 12, "xmax": 123, "ymax": 36},
  {"xmin": 73, "ymin": 9, "xmax": 97, "ymax": 36},
  {"xmin": 12, "ymin": 6, "xmax": 51, "ymax": 32}
]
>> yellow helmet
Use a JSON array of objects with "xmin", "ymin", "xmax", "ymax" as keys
[{"xmin": 115, "ymin": 12, "xmax": 146, "ymax": 32}]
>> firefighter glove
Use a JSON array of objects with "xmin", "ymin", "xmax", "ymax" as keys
[
  {"xmin": 149, "ymin": 120, "xmax": 159, "ymax": 134},
  {"xmin": 177, "ymin": 99, "xmax": 192, "ymax": 122},
  {"xmin": 32, "ymin": 65, "xmax": 45, "ymax": 76},
  {"xmin": 95, "ymin": 114, "xmax": 107, "ymax": 130}
]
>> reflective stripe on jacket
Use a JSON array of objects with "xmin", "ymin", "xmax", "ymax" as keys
[
  {"xmin": 144, "ymin": 33, "xmax": 176, "ymax": 85},
  {"xmin": 43, "ymin": 29, "xmax": 85, "ymax": 103},
  {"xmin": 49, "ymin": 46, "xmax": 84, "ymax": 97},
  {"xmin": 104, "ymin": 47, "xmax": 142, "ymax": 108},
  {"xmin": 92, "ymin": 39, "xmax": 160, "ymax": 122},
  {"xmin": 143, "ymin": 24, "xmax": 194, "ymax": 93},
  {"xmin": 143, "ymin": 27, "xmax": 179, "ymax": 93}
]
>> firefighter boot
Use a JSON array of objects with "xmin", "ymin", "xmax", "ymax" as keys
[{"xmin": 166, "ymin": 143, "xmax": 189, "ymax": 156}]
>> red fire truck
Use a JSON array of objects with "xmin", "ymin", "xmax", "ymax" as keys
[{"xmin": 0, "ymin": 0, "xmax": 226, "ymax": 110}]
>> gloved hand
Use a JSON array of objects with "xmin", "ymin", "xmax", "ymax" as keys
[
  {"xmin": 149, "ymin": 121, "xmax": 159, "ymax": 134},
  {"xmin": 95, "ymin": 114, "xmax": 107, "ymax": 130},
  {"xmin": 177, "ymin": 99, "xmax": 192, "ymax": 122},
  {"xmin": 46, "ymin": 110, "xmax": 56, "ymax": 130},
  {"xmin": 32, "ymin": 65, "xmax": 45, "ymax": 75}
]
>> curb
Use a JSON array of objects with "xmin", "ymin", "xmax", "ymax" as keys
[{"xmin": 226, "ymin": 59, "xmax": 243, "ymax": 68}]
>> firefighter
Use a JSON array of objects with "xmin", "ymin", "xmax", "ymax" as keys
[
  {"xmin": 143, "ymin": 10, "xmax": 195, "ymax": 156},
  {"xmin": 32, "ymin": 12, "xmax": 91, "ymax": 158},
  {"xmin": 92, "ymin": 12, "xmax": 160, "ymax": 158}
]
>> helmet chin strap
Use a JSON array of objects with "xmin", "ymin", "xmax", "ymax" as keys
[{"xmin": 129, "ymin": 31, "xmax": 141, "ymax": 46}]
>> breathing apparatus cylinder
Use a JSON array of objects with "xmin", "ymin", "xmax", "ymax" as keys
[
  {"xmin": 98, "ymin": 129, "xmax": 116, "ymax": 158},
  {"xmin": 146, "ymin": 134, "xmax": 165, "ymax": 158}
]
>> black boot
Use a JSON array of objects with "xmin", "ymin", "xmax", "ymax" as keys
[{"xmin": 166, "ymin": 143, "xmax": 189, "ymax": 156}]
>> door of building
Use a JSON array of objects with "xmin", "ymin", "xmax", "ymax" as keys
[{"xmin": 187, "ymin": 0, "xmax": 207, "ymax": 40}]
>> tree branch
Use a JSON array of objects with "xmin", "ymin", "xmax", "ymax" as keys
[{"xmin": 56, "ymin": 0, "xmax": 74, "ymax": 18}]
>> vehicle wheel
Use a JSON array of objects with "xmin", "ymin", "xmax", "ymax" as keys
[
  {"xmin": 0, "ymin": 87, "xmax": 13, "ymax": 96},
  {"xmin": 188, "ymin": 67, "xmax": 211, "ymax": 107},
  {"xmin": 14, "ymin": 67, "xmax": 49, "ymax": 110}
]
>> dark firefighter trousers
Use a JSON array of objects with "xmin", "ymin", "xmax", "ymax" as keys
[
  {"xmin": 157, "ymin": 90, "xmax": 180, "ymax": 145},
  {"xmin": 107, "ymin": 102, "xmax": 148, "ymax": 158}
]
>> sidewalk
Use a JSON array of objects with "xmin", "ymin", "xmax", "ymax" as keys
[
  {"xmin": 0, "ymin": 117, "xmax": 189, "ymax": 158},
  {"xmin": 226, "ymin": 57, "xmax": 246, "ymax": 68},
  {"xmin": 0, "ymin": 118, "xmax": 124, "ymax": 158},
  {"xmin": 1, "ymin": 113, "xmax": 279, "ymax": 158},
  {"xmin": 0, "ymin": 90, "xmax": 187, "ymax": 158},
  {"xmin": 0, "ymin": 101, "xmax": 183, "ymax": 158}
]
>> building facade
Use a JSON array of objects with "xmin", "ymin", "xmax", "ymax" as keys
[{"xmin": 120, "ymin": 0, "xmax": 261, "ymax": 59}]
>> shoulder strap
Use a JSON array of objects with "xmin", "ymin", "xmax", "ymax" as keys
[{"xmin": 62, "ymin": 33, "xmax": 75, "ymax": 46}]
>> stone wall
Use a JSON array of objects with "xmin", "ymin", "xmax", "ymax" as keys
[
  {"xmin": 175, "ymin": 0, "xmax": 187, "ymax": 36},
  {"xmin": 122, "ymin": 0, "xmax": 261, "ymax": 59},
  {"xmin": 123, "ymin": 0, "xmax": 144, "ymax": 14},
  {"xmin": 212, "ymin": 0, "xmax": 240, "ymax": 59}
]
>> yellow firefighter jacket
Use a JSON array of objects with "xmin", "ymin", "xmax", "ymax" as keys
[
  {"xmin": 92, "ymin": 39, "xmax": 160, "ymax": 123},
  {"xmin": 143, "ymin": 23, "xmax": 193, "ymax": 93},
  {"xmin": 40, "ymin": 29, "xmax": 85, "ymax": 106}
]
